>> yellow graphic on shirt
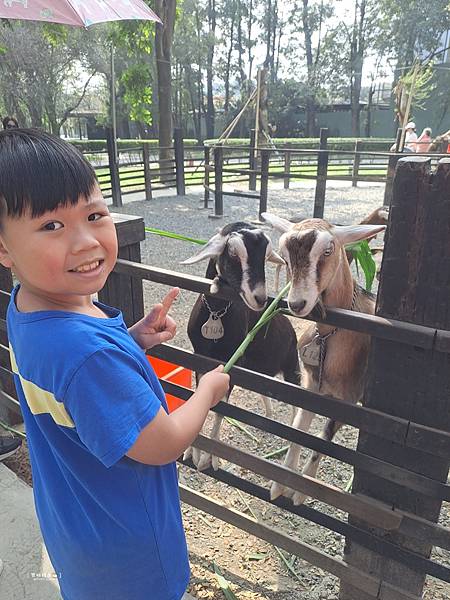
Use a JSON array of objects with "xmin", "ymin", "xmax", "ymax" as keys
[{"xmin": 9, "ymin": 345, "xmax": 75, "ymax": 428}]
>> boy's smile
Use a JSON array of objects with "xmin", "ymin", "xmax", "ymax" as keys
[{"xmin": 0, "ymin": 186, "xmax": 118, "ymax": 314}]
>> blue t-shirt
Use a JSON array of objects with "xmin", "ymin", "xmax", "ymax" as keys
[{"xmin": 7, "ymin": 286, "xmax": 190, "ymax": 600}]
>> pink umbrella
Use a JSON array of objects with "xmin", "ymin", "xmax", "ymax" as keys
[{"xmin": 0, "ymin": 0, "xmax": 161, "ymax": 28}]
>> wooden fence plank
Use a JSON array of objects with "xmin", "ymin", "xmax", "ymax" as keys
[
  {"xmin": 192, "ymin": 434, "xmax": 403, "ymax": 531},
  {"xmin": 152, "ymin": 343, "xmax": 450, "ymax": 463},
  {"xmin": 113, "ymin": 260, "xmax": 440, "ymax": 352},
  {"xmin": 180, "ymin": 485, "xmax": 422, "ymax": 600},
  {"xmin": 180, "ymin": 458, "xmax": 450, "ymax": 557}
]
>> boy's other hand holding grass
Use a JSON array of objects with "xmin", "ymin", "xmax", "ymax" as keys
[
  {"xmin": 196, "ymin": 365, "xmax": 230, "ymax": 408},
  {"xmin": 129, "ymin": 288, "xmax": 179, "ymax": 350}
]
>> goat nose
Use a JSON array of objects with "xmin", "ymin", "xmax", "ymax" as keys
[
  {"xmin": 289, "ymin": 299, "xmax": 307, "ymax": 313},
  {"xmin": 254, "ymin": 293, "xmax": 267, "ymax": 307}
]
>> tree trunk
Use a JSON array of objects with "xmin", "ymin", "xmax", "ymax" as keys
[
  {"xmin": 155, "ymin": 0, "xmax": 176, "ymax": 182},
  {"xmin": 186, "ymin": 65, "xmax": 201, "ymax": 142},
  {"xmin": 302, "ymin": 0, "xmax": 317, "ymax": 136},
  {"xmin": 224, "ymin": 5, "xmax": 236, "ymax": 114},
  {"xmin": 247, "ymin": 0, "xmax": 254, "ymax": 94},
  {"xmin": 350, "ymin": 0, "xmax": 367, "ymax": 137},
  {"xmin": 205, "ymin": 0, "xmax": 216, "ymax": 139}
]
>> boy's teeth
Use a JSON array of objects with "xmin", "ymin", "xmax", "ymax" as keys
[{"xmin": 73, "ymin": 261, "xmax": 100, "ymax": 273}]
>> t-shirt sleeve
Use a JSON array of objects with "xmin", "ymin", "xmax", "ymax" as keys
[{"xmin": 63, "ymin": 347, "xmax": 162, "ymax": 467}]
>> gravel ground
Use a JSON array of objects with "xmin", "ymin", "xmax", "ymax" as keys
[{"xmin": 5, "ymin": 182, "xmax": 449, "ymax": 600}]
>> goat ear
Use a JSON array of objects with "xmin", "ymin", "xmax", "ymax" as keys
[
  {"xmin": 266, "ymin": 249, "xmax": 285, "ymax": 265},
  {"xmin": 180, "ymin": 233, "xmax": 228, "ymax": 265},
  {"xmin": 261, "ymin": 212, "xmax": 293, "ymax": 232},
  {"xmin": 263, "ymin": 234, "xmax": 285, "ymax": 265},
  {"xmin": 330, "ymin": 224, "xmax": 386, "ymax": 246}
]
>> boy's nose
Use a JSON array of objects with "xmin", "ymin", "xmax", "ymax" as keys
[{"xmin": 71, "ymin": 229, "xmax": 101, "ymax": 253}]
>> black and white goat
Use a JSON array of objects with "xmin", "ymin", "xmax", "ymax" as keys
[
  {"xmin": 262, "ymin": 213, "xmax": 385, "ymax": 505},
  {"xmin": 181, "ymin": 222, "xmax": 300, "ymax": 471}
]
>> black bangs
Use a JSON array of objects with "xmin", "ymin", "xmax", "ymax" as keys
[{"xmin": 0, "ymin": 128, "xmax": 98, "ymax": 219}]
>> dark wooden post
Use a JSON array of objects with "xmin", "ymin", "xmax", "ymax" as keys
[
  {"xmin": 212, "ymin": 146, "xmax": 224, "ymax": 217},
  {"xmin": 383, "ymin": 128, "xmax": 402, "ymax": 206},
  {"xmin": 204, "ymin": 145, "xmax": 211, "ymax": 209},
  {"xmin": 142, "ymin": 143, "xmax": 153, "ymax": 202},
  {"xmin": 351, "ymin": 140, "xmax": 362, "ymax": 187},
  {"xmin": 313, "ymin": 128, "xmax": 329, "ymax": 218},
  {"xmin": 98, "ymin": 214, "xmax": 145, "ymax": 327},
  {"xmin": 259, "ymin": 149, "xmax": 270, "ymax": 219},
  {"xmin": 249, "ymin": 129, "xmax": 257, "ymax": 191},
  {"xmin": 174, "ymin": 127, "xmax": 186, "ymax": 195},
  {"xmin": 340, "ymin": 156, "xmax": 450, "ymax": 600},
  {"xmin": 106, "ymin": 127, "xmax": 122, "ymax": 208},
  {"xmin": 284, "ymin": 150, "xmax": 291, "ymax": 189}
]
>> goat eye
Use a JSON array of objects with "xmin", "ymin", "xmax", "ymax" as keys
[{"xmin": 323, "ymin": 242, "xmax": 335, "ymax": 256}]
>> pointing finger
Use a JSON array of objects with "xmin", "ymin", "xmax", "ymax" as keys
[{"xmin": 155, "ymin": 288, "xmax": 179, "ymax": 330}]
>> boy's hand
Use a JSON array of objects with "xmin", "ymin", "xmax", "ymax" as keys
[
  {"xmin": 197, "ymin": 365, "xmax": 230, "ymax": 407},
  {"xmin": 129, "ymin": 288, "xmax": 179, "ymax": 350}
]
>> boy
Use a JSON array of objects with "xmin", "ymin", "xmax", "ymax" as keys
[{"xmin": 0, "ymin": 129, "xmax": 229, "ymax": 600}]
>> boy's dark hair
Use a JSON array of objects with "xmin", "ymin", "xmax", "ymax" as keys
[{"xmin": 0, "ymin": 128, "xmax": 98, "ymax": 221}]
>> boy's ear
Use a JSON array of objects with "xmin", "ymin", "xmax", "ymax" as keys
[{"xmin": 0, "ymin": 235, "xmax": 14, "ymax": 269}]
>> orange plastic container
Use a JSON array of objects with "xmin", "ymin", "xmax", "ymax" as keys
[{"xmin": 147, "ymin": 356, "xmax": 192, "ymax": 413}]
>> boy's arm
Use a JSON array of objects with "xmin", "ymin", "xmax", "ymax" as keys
[{"xmin": 126, "ymin": 367, "xmax": 229, "ymax": 465}]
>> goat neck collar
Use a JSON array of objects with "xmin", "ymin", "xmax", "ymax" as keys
[
  {"xmin": 314, "ymin": 283, "xmax": 358, "ymax": 391},
  {"xmin": 201, "ymin": 294, "xmax": 232, "ymax": 319},
  {"xmin": 316, "ymin": 281, "xmax": 358, "ymax": 337}
]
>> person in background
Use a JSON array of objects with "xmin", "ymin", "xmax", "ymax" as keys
[
  {"xmin": 416, "ymin": 127, "xmax": 433, "ymax": 153},
  {"xmin": 2, "ymin": 116, "xmax": 18, "ymax": 130},
  {"xmin": 404, "ymin": 121, "xmax": 418, "ymax": 152}
]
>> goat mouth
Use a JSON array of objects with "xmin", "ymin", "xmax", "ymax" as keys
[{"xmin": 240, "ymin": 294, "xmax": 267, "ymax": 312}]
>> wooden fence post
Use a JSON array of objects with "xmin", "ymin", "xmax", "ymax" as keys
[
  {"xmin": 142, "ymin": 143, "xmax": 153, "ymax": 202},
  {"xmin": 249, "ymin": 129, "xmax": 257, "ymax": 191},
  {"xmin": 213, "ymin": 146, "xmax": 224, "ymax": 217},
  {"xmin": 174, "ymin": 127, "xmax": 186, "ymax": 196},
  {"xmin": 106, "ymin": 127, "xmax": 122, "ymax": 208},
  {"xmin": 351, "ymin": 140, "xmax": 362, "ymax": 187},
  {"xmin": 340, "ymin": 156, "xmax": 450, "ymax": 600},
  {"xmin": 313, "ymin": 128, "xmax": 329, "ymax": 218},
  {"xmin": 284, "ymin": 150, "xmax": 291, "ymax": 189},
  {"xmin": 98, "ymin": 214, "xmax": 145, "ymax": 327},
  {"xmin": 383, "ymin": 128, "xmax": 402, "ymax": 206},
  {"xmin": 259, "ymin": 149, "xmax": 270, "ymax": 219},
  {"xmin": 204, "ymin": 145, "xmax": 211, "ymax": 208}
]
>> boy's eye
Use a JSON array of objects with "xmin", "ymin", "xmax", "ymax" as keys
[
  {"xmin": 88, "ymin": 212, "xmax": 103, "ymax": 222},
  {"xmin": 43, "ymin": 221, "xmax": 63, "ymax": 231}
]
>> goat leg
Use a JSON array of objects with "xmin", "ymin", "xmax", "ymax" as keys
[
  {"xmin": 292, "ymin": 418, "xmax": 343, "ymax": 506},
  {"xmin": 183, "ymin": 372, "xmax": 202, "ymax": 464},
  {"xmin": 260, "ymin": 395, "xmax": 273, "ymax": 419},
  {"xmin": 270, "ymin": 408, "xmax": 315, "ymax": 500},
  {"xmin": 196, "ymin": 395, "xmax": 229, "ymax": 471}
]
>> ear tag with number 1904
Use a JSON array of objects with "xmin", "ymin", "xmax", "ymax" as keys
[{"xmin": 201, "ymin": 315, "xmax": 224, "ymax": 340}]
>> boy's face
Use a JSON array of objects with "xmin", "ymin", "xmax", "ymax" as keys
[{"xmin": 0, "ymin": 186, "xmax": 118, "ymax": 309}]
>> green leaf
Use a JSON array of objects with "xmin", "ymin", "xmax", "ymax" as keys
[
  {"xmin": 346, "ymin": 240, "xmax": 376, "ymax": 292},
  {"xmin": 145, "ymin": 227, "xmax": 206, "ymax": 245},
  {"xmin": 223, "ymin": 283, "xmax": 291, "ymax": 374},
  {"xmin": 212, "ymin": 563, "xmax": 239, "ymax": 600},
  {"xmin": 247, "ymin": 552, "xmax": 267, "ymax": 561}
]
